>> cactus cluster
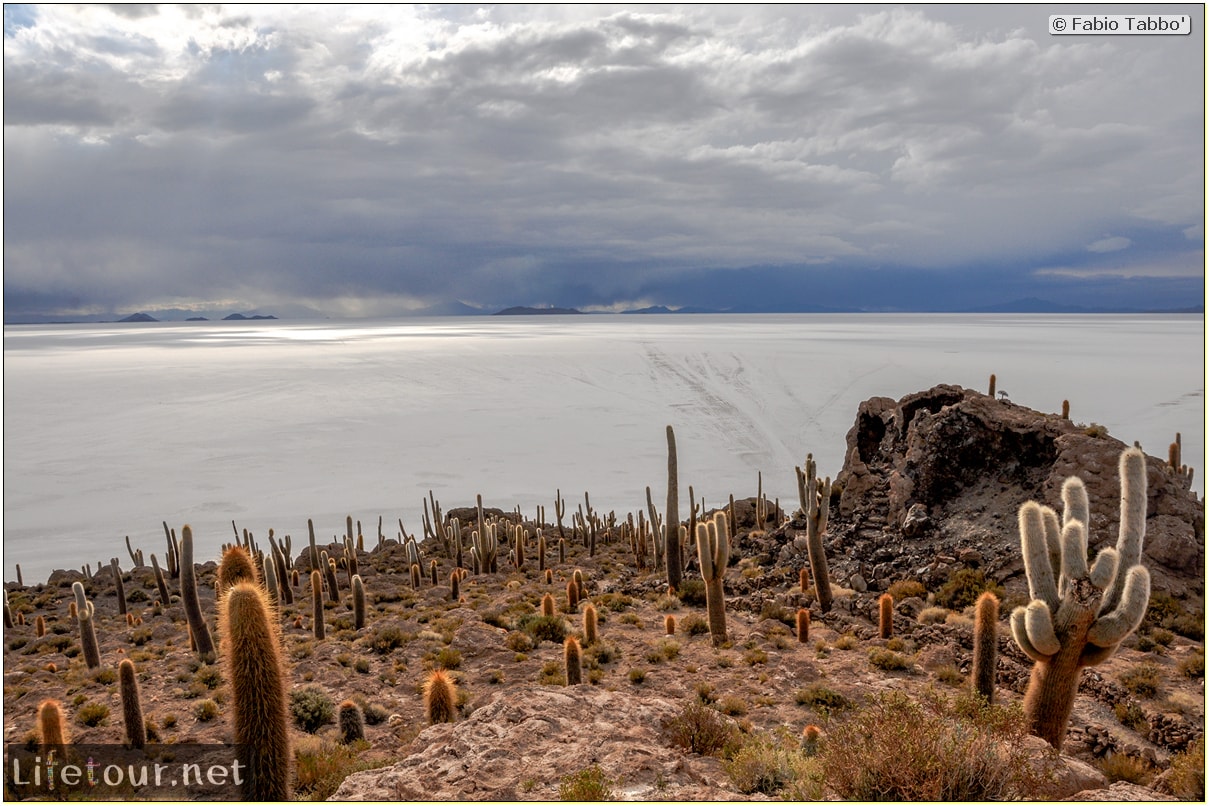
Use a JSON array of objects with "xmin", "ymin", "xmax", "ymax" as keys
[
  {"xmin": 695, "ymin": 511, "xmax": 730, "ymax": 647},
  {"xmin": 796, "ymin": 454, "xmax": 833, "ymax": 613},
  {"xmin": 1010, "ymin": 447, "xmax": 1151, "ymax": 749}
]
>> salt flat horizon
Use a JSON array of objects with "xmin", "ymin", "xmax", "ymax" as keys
[{"xmin": 3, "ymin": 313, "xmax": 1204, "ymax": 584}]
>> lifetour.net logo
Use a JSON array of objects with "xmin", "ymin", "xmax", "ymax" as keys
[{"xmin": 5, "ymin": 743, "xmax": 246, "ymax": 799}]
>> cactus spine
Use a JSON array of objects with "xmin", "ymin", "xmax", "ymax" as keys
[
  {"xmin": 311, "ymin": 570, "xmax": 325, "ymax": 640},
  {"xmin": 220, "ymin": 582, "xmax": 292, "ymax": 800},
  {"xmin": 1010, "ymin": 447, "xmax": 1151, "ymax": 749},
  {"xmin": 972, "ymin": 591, "xmax": 1000, "ymax": 704},
  {"xmin": 665, "ymin": 425, "xmax": 683, "ymax": 592},
  {"xmin": 118, "ymin": 658, "xmax": 146, "ymax": 748},
  {"xmin": 797, "ymin": 454, "xmax": 833, "ymax": 613},
  {"xmin": 797, "ymin": 608, "xmax": 810, "ymax": 644},
  {"xmin": 338, "ymin": 700, "xmax": 365, "ymax": 744},
  {"xmin": 72, "ymin": 582, "xmax": 101, "ymax": 669},
  {"xmin": 696, "ymin": 511, "xmax": 730, "ymax": 647},
  {"xmin": 582, "ymin": 603, "xmax": 598, "ymax": 646},
  {"xmin": 179, "ymin": 525, "xmax": 216, "ymax": 661},
  {"xmin": 878, "ymin": 593, "xmax": 894, "ymax": 639},
  {"xmin": 424, "ymin": 669, "xmax": 457, "ymax": 724},
  {"xmin": 564, "ymin": 635, "xmax": 583, "ymax": 685}
]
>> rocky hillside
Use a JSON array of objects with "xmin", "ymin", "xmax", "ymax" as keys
[{"xmin": 2, "ymin": 384, "xmax": 1203, "ymax": 801}]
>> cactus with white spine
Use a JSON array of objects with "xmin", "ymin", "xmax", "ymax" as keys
[
  {"xmin": 1009, "ymin": 447, "xmax": 1151, "ymax": 750},
  {"xmin": 696, "ymin": 511, "xmax": 730, "ymax": 647}
]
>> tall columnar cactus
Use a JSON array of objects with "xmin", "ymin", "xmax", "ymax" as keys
[
  {"xmin": 217, "ymin": 545, "xmax": 258, "ymax": 598},
  {"xmin": 665, "ymin": 425, "xmax": 683, "ymax": 593},
  {"xmin": 263, "ymin": 554, "xmax": 280, "ymax": 606},
  {"xmin": 118, "ymin": 658, "xmax": 146, "ymax": 748},
  {"xmin": 311, "ymin": 571, "xmax": 325, "ymax": 640},
  {"xmin": 1010, "ymin": 447, "xmax": 1151, "ymax": 749},
  {"xmin": 352, "ymin": 574, "xmax": 366, "ymax": 629},
  {"xmin": 988, "ymin": 373, "xmax": 996, "ymax": 397},
  {"xmin": 696, "ymin": 511, "xmax": 730, "ymax": 647},
  {"xmin": 972, "ymin": 591, "xmax": 1000, "ymax": 704},
  {"xmin": 796, "ymin": 454, "xmax": 833, "ymax": 613},
  {"xmin": 564, "ymin": 636, "xmax": 583, "ymax": 685},
  {"xmin": 111, "ymin": 558, "xmax": 128, "ymax": 616},
  {"xmin": 424, "ymin": 669, "xmax": 456, "ymax": 724},
  {"xmin": 219, "ymin": 582, "xmax": 292, "ymax": 801},
  {"xmin": 180, "ymin": 525, "xmax": 216, "ymax": 661},
  {"xmin": 72, "ymin": 582, "xmax": 101, "ymax": 669},
  {"xmin": 150, "ymin": 554, "xmax": 171, "ymax": 605},
  {"xmin": 878, "ymin": 594, "xmax": 894, "ymax": 639}
]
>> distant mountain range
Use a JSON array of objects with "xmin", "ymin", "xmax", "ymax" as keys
[{"xmin": 4, "ymin": 298, "xmax": 1200, "ymax": 324}]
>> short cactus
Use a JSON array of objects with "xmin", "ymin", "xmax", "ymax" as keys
[
  {"xmin": 972, "ymin": 591, "xmax": 1000, "ymax": 704},
  {"xmin": 695, "ymin": 511, "xmax": 730, "ymax": 647},
  {"xmin": 118, "ymin": 659, "xmax": 146, "ymax": 748},
  {"xmin": 665, "ymin": 614, "xmax": 676, "ymax": 635},
  {"xmin": 1009, "ymin": 447, "xmax": 1151, "ymax": 749},
  {"xmin": 796, "ymin": 608, "xmax": 810, "ymax": 644},
  {"xmin": 564, "ymin": 635, "xmax": 583, "ymax": 685},
  {"xmin": 878, "ymin": 593, "xmax": 894, "ymax": 640},
  {"xmin": 219, "ymin": 582, "xmax": 292, "ymax": 800},
  {"xmin": 582, "ymin": 603, "xmax": 598, "ymax": 646},
  {"xmin": 338, "ymin": 700, "xmax": 365, "ymax": 744},
  {"xmin": 424, "ymin": 669, "xmax": 457, "ymax": 724},
  {"xmin": 566, "ymin": 579, "xmax": 579, "ymax": 613},
  {"xmin": 37, "ymin": 699, "xmax": 68, "ymax": 754},
  {"xmin": 217, "ymin": 544, "xmax": 258, "ymax": 597},
  {"xmin": 450, "ymin": 570, "xmax": 460, "ymax": 602},
  {"xmin": 72, "ymin": 582, "xmax": 101, "ymax": 669}
]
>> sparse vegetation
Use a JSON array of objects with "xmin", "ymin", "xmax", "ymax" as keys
[
  {"xmin": 558, "ymin": 764, "xmax": 613, "ymax": 801},
  {"xmin": 290, "ymin": 685, "xmax": 336, "ymax": 733},
  {"xmin": 660, "ymin": 699, "xmax": 736, "ymax": 756}
]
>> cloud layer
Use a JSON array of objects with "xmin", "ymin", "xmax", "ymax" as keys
[{"xmin": 4, "ymin": 4, "xmax": 1204, "ymax": 316}]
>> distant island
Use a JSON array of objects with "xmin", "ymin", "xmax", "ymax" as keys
[
  {"xmin": 493, "ymin": 306, "xmax": 584, "ymax": 316},
  {"xmin": 222, "ymin": 313, "xmax": 278, "ymax": 320}
]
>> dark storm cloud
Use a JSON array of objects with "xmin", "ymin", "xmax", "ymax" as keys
[{"xmin": 3, "ymin": 4, "xmax": 1203, "ymax": 318}]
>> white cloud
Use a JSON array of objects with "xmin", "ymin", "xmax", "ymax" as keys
[{"xmin": 1086, "ymin": 236, "xmax": 1132, "ymax": 253}]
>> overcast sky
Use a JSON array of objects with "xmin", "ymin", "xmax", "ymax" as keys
[{"xmin": 3, "ymin": 4, "xmax": 1204, "ymax": 317}]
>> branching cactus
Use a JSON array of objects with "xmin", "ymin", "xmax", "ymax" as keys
[
  {"xmin": 696, "ymin": 511, "xmax": 730, "ymax": 647},
  {"xmin": 1009, "ymin": 447, "xmax": 1151, "ymax": 749},
  {"xmin": 796, "ymin": 454, "xmax": 833, "ymax": 613}
]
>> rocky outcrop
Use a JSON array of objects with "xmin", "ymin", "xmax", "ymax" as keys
[
  {"xmin": 821, "ymin": 384, "xmax": 1203, "ymax": 602},
  {"xmin": 330, "ymin": 685, "xmax": 742, "ymax": 801}
]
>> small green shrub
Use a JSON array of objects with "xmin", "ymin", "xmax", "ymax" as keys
[
  {"xmin": 1166, "ymin": 736, "xmax": 1204, "ymax": 800},
  {"xmin": 833, "ymin": 634, "xmax": 858, "ymax": 650},
  {"xmin": 718, "ymin": 696, "xmax": 748, "ymax": 716},
  {"xmin": 1113, "ymin": 701, "xmax": 1149, "ymax": 733},
  {"xmin": 368, "ymin": 625, "xmax": 406, "ymax": 655},
  {"xmin": 627, "ymin": 667, "xmax": 646, "ymax": 684},
  {"xmin": 934, "ymin": 569, "xmax": 1004, "ymax": 611},
  {"xmin": 677, "ymin": 579, "xmax": 706, "ymax": 607},
  {"xmin": 724, "ymin": 731, "xmax": 822, "ymax": 797},
  {"xmin": 433, "ymin": 647, "xmax": 462, "ymax": 670},
  {"xmin": 505, "ymin": 630, "xmax": 535, "ymax": 652},
  {"xmin": 1097, "ymin": 753, "xmax": 1152, "ymax": 785},
  {"xmin": 77, "ymin": 702, "xmax": 110, "ymax": 727},
  {"xmin": 518, "ymin": 614, "xmax": 567, "ymax": 645},
  {"xmin": 886, "ymin": 579, "xmax": 927, "ymax": 600},
  {"xmin": 681, "ymin": 615, "xmax": 709, "ymax": 636},
  {"xmin": 291, "ymin": 685, "xmax": 336, "ymax": 733},
  {"xmin": 795, "ymin": 683, "xmax": 850, "ymax": 712},
  {"xmin": 558, "ymin": 764, "xmax": 613, "ymax": 801},
  {"xmin": 193, "ymin": 699, "xmax": 219, "ymax": 722},
  {"xmin": 1119, "ymin": 662, "xmax": 1162, "ymax": 699},
  {"xmin": 868, "ymin": 647, "xmax": 911, "ymax": 671},
  {"xmin": 660, "ymin": 700, "xmax": 736, "ymax": 756},
  {"xmin": 1179, "ymin": 647, "xmax": 1204, "ymax": 679}
]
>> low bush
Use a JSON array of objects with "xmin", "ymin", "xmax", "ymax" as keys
[
  {"xmin": 1165, "ymin": 736, "xmax": 1204, "ymax": 800},
  {"xmin": 724, "ymin": 730, "xmax": 822, "ymax": 798},
  {"xmin": 1118, "ymin": 662, "xmax": 1162, "ymax": 699},
  {"xmin": 558, "ymin": 764, "xmax": 613, "ymax": 801},
  {"xmin": 660, "ymin": 700, "xmax": 736, "ymax": 756},
  {"xmin": 290, "ymin": 685, "xmax": 336, "ymax": 733},
  {"xmin": 934, "ymin": 569, "xmax": 1004, "ymax": 611}
]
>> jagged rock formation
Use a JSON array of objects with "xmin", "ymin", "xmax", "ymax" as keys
[{"xmin": 815, "ymin": 384, "xmax": 1202, "ymax": 603}]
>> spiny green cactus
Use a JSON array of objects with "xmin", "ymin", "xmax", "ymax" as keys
[
  {"xmin": 410, "ymin": 563, "xmax": 422, "ymax": 590},
  {"xmin": 424, "ymin": 669, "xmax": 456, "ymax": 724},
  {"xmin": 35, "ymin": 614, "xmax": 46, "ymax": 638},
  {"xmin": 352, "ymin": 574, "xmax": 366, "ymax": 630},
  {"xmin": 878, "ymin": 594, "xmax": 894, "ymax": 640},
  {"xmin": 118, "ymin": 658, "xmax": 145, "ymax": 749},
  {"xmin": 180, "ymin": 525, "xmax": 216, "ymax": 662},
  {"xmin": 796, "ymin": 454, "xmax": 833, "ymax": 613},
  {"xmin": 582, "ymin": 603, "xmax": 598, "ymax": 646},
  {"xmin": 311, "ymin": 570, "xmax": 325, "ymax": 640},
  {"xmin": 338, "ymin": 700, "xmax": 365, "ymax": 744},
  {"xmin": 696, "ymin": 511, "xmax": 730, "ymax": 647},
  {"xmin": 72, "ymin": 582, "xmax": 101, "ymax": 669},
  {"xmin": 566, "ymin": 579, "xmax": 580, "ymax": 614},
  {"xmin": 564, "ymin": 635, "xmax": 583, "ymax": 685},
  {"xmin": 220, "ymin": 581, "xmax": 291, "ymax": 800},
  {"xmin": 972, "ymin": 591, "xmax": 1000, "ymax": 704},
  {"xmin": 1009, "ymin": 447, "xmax": 1151, "ymax": 749},
  {"xmin": 665, "ymin": 425, "xmax": 683, "ymax": 593},
  {"xmin": 797, "ymin": 608, "xmax": 810, "ymax": 644}
]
